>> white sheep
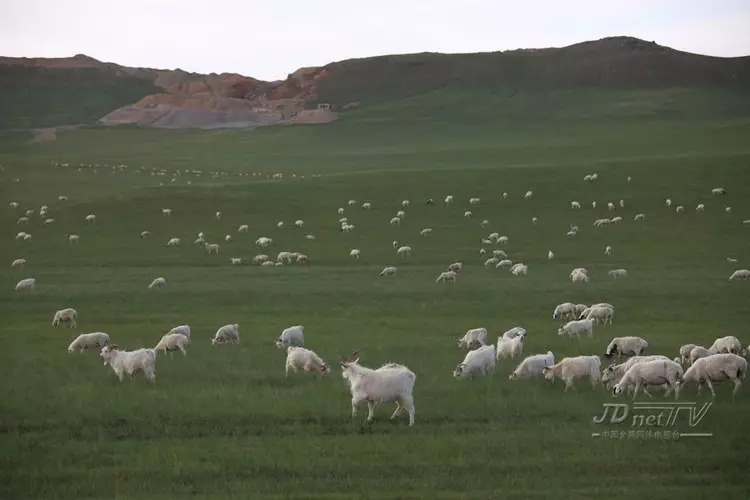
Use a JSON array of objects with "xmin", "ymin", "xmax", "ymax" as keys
[
  {"xmin": 380, "ymin": 266, "xmax": 397, "ymax": 276},
  {"xmin": 166, "ymin": 237, "xmax": 181, "ymax": 247},
  {"xmin": 496, "ymin": 331, "xmax": 525, "ymax": 360},
  {"xmin": 678, "ymin": 344, "xmax": 697, "ymax": 364},
  {"xmin": 85, "ymin": 214, "xmax": 96, "ymax": 223},
  {"xmin": 212, "ymin": 324, "xmax": 240, "ymax": 345},
  {"xmin": 253, "ymin": 254, "xmax": 269, "ymax": 265},
  {"xmin": 100, "ymin": 345, "xmax": 156, "ymax": 382},
  {"xmin": 464, "ymin": 210, "xmax": 472, "ymax": 218},
  {"xmin": 11, "ymin": 258, "xmax": 25, "ymax": 268},
  {"xmin": 484, "ymin": 257, "xmax": 499, "ymax": 268},
  {"xmin": 162, "ymin": 208, "xmax": 172, "ymax": 216},
  {"xmin": 497, "ymin": 236, "xmax": 509, "ymax": 245},
  {"xmin": 502, "ymin": 192, "xmax": 508, "ymax": 199},
  {"xmin": 709, "ymin": 335, "xmax": 742, "ymax": 355},
  {"xmin": 215, "ymin": 211, "xmax": 221, "ymax": 220},
  {"xmin": 676, "ymin": 205, "xmax": 684, "ymax": 213},
  {"xmin": 420, "ymin": 228, "xmax": 432, "ymax": 236},
  {"xmin": 608, "ymin": 268, "xmax": 628, "ymax": 279},
  {"xmin": 15, "ymin": 232, "xmax": 27, "ymax": 240},
  {"xmin": 349, "ymin": 249, "xmax": 361, "ymax": 259},
  {"xmin": 225, "ymin": 235, "xmax": 232, "ymax": 242},
  {"xmin": 52, "ymin": 308, "xmax": 78, "ymax": 328},
  {"xmin": 456, "ymin": 327, "xmax": 488, "ymax": 349},
  {"xmin": 600, "ymin": 355, "xmax": 671, "ymax": 391},
  {"xmin": 141, "ymin": 230, "xmax": 151, "ymax": 239},
  {"xmin": 558, "ymin": 318, "xmax": 594, "ymax": 339},
  {"xmin": 148, "ymin": 277, "xmax": 166, "ymax": 289},
  {"xmin": 586, "ymin": 306, "xmax": 614, "ymax": 325},
  {"xmin": 510, "ymin": 264, "xmax": 528, "ymax": 276},
  {"xmin": 454, "ymin": 345, "xmax": 496, "ymax": 378},
  {"xmin": 501, "ymin": 326, "xmax": 526, "ymax": 340},
  {"xmin": 492, "ymin": 249, "xmax": 507, "ymax": 259},
  {"xmin": 402, "ymin": 200, "xmax": 410, "ymax": 208},
  {"xmin": 167, "ymin": 325, "xmax": 191, "ymax": 338},
  {"xmin": 238, "ymin": 224, "xmax": 249, "ymax": 232},
  {"xmin": 689, "ymin": 346, "xmax": 713, "ymax": 365},
  {"xmin": 680, "ymin": 354, "xmax": 746, "ymax": 397},
  {"xmin": 285, "ymin": 346, "xmax": 331, "ymax": 377},
  {"xmin": 570, "ymin": 267, "xmax": 588, "ymax": 278},
  {"xmin": 573, "ymin": 304, "xmax": 588, "ymax": 317},
  {"xmin": 277, "ymin": 221, "xmax": 285, "ymax": 229},
  {"xmin": 23, "ymin": 234, "xmax": 32, "ymax": 241},
  {"xmin": 348, "ymin": 199, "xmax": 356, "ymax": 206},
  {"xmin": 607, "ymin": 202, "xmax": 615, "ymax": 211},
  {"xmin": 276, "ymin": 325, "xmax": 304, "ymax": 349},
  {"xmin": 154, "ymin": 333, "xmax": 190, "ymax": 356},
  {"xmin": 712, "ymin": 188, "xmax": 726, "ymax": 195},
  {"xmin": 469, "ymin": 197, "xmax": 480, "ymax": 205},
  {"xmin": 304, "ymin": 234, "xmax": 315, "ymax": 241},
  {"xmin": 542, "ymin": 355, "xmax": 601, "ymax": 391},
  {"xmin": 548, "ymin": 250, "xmax": 555, "ymax": 260},
  {"xmin": 553, "ymin": 303, "xmax": 576, "ymax": 320},
  {"xmin": 605, "ymin": 245, "xmax": 612, "ymax": 255},
  {"xmin": 612, "ymin": 359, "xmax": 682, "ymax": 400},
  {"xmin": 696, "ymin": 204, "xmax": 705, "ymax": 212},
  {"xmin": 255, "ymin": 237, "xmax": 273, "ymax": 247},
  {"xmin": 436, "ymin": 271, "xmax": 457, "ymax": 283},
  {"xmin": 396, "ymin": 210, "xmax": 406, "ymax": 218},
  {"xmin": 397, "ymin": 246, "xmax": 411, "ymax": 258},
  {"xmin": 17, "ymin": 216, "xmax": 28, "ymax": 224},
  {"xmin": 619, "ymin": 199, "xmax": 625, "ymax": 208},
  {"xmin": 295, "ymin": 220, "xmax": 304, "ymax": 228},
  {"xmin": 296, "ymin": 254, "xmax": 309, "ymax": 265},
  {"xmin": 230, "ymin": 257, "xmax": 242, "ymax": 265},
  {"xmin": 390, "ymin": 217, "xmax": 401, "ymax": 226},
  {"xmin": 68, "ymin": 332, "xmax": 110, "ymax": 353},
  {"xmin": 571, "ymin": 270, "xmax": 589, "ymax": 282},
  {"xmin": 340, "ymin": 351, "xmax": 416, "ymax": 426},
  {"xmin": 15, "ymin": 278, "xmax": 35, "ymax": 291},
  {"xmin": 444, "ymin": 195, "xmax": 453, "ymax": 205},
  {"xmin": 205, "ymin": 243, "xmax": 220, "ymax": 254},
  {"xmin": 571, "ymin": 201, "xmax": 581, "ymax": 209},
  {"xmin": 634, "ymin": 213, "xmax": 646, "ymax": 221},
  {"xmin": 605, "ymin": 337, "xmax": 648, "ymax": 360},
  {"xmin": 362, "ymin": 202, "xmax": 372, "ymax": 210},
  {"xmin": 729, "ymin": 269, "xmax": 750, "ymax": 280},
  {"xmin": 524, "ymin": 190, "xmax": 533, "ymax": 199},
  {"xmin": 611, "ymin": 216, "xmax": 622, "ymax": 224},
  {"xmin": 509, "ymin": 351, "xmax": 554, "ymax": 380}
]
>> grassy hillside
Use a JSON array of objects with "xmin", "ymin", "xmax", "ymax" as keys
[
  {"xmin": 0, "ymin": 65, "xmax": 161, "ymax": 129},
  {"xmin": 1, "ymin": 92, "xmax": 749, "ymax": 498}
]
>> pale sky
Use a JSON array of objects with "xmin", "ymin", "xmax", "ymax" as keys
[{"xmin": 2, "ymin": 0, "xmax": 749, "ymax": 81}]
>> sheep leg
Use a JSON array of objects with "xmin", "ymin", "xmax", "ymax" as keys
[
  {"xmin": 704, "ymin": 378, "xmax": 716, "ymax": 398},
  {"xmin": 351, "ymin": 398, "xmax": 361, "ymax": 418},
  {"xmin": 179, "ymin": 344, "xmax": 187, "ymax": 356},
  {"xmin": 564, "ymin": 379, "xmax": 575, "ymax": 392},
  {"xmin": 732, "ymin": 378, "xmax": 742, "ymax": 396},
  {"xmin": 390, "ymin": 401, "xmax": 403, "ymax": 420},
  {"xmin": 632, "ymin": 381, "xmax": 641, "ymax": 400},
  {"xmin": 366, "ymin": 401, "xmax": 376, "ymax": 422},
  {"xmin": 590, "ymin": 376, "xmax": 598, "ymax": 391}
]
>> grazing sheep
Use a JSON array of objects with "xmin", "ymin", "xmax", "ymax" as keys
[
  {"xmin": 571, "ymin": 201, "xmax": 581, "ymax": 209},
  {"xmin": 457, "ymin": 327, "xmax": 488, "ymax": 349},
  {"xmin": 15, "ymin": 232, "xmax": 27, "ymax": 240},
  {"xmin": 420, "ymin": 228, "xmax": 432, "ymax": 236},
  {"xmin": 712, "ymin": 188, "xmax": 726, "ymax": 195},
  {"xmin": 277, "ymin": 221, "xmax": 285, "ymax": 229},
  {"xmin": 600, "ymin": 355, "xmax": 672, "ymax": 391},
  {"xmin": 469, "ymin": 197, "xmax": 480, "ymax": 205},
  {"xmin": 393, "ymin": 240, "xmax": 399, "ymax": 249},
  {"xmin": 605, "ymin": 337, "xmax": 648, "ymax": 360},
  {"xmin": 52, "ymin": 308, "xmax": 78, "ymax": 328},
  {"xmin": 85, "ymin": 214, "xmax": 96, "ymax": 223},
  {"xmin": 230, "ymin": 257, "xmax": 242, "ymax": 265},
  {"xmin": 350, "ymin": 249, "xmax": 361, "ymax": 259},
  {"xmin": 390, "ymin": 217, "xmax": 401, "ymax": 226},
  {"xmin": 608, "ymin": 268, "xmax": 628, "ymax": 279},
  {"xmin": 558, "ymin": 318, "xmax": 594, "ymax": 339},
  {"xmin": 548, "ymin": 250, "xmax": 555, "ymax": 260},
  {"xmin": 148, "ymin": 277, "xmax": 166, "ymax": 289},
  {"xmin": 215, "ymin": 211, "xmax": 221, "ymax": 220},
  {"xmin": 543, "ymin": 355, "xmax": 601, "ymax": 391},
  {"xmin": 17, "ymin": 216, "xmax": 28, "ymax": 224},
  {"xmin": 484, "ymin": 257, "xmax": 499, "ymax": 268},
  {"xmin": 553, "ymin": 302, "xmax": 576, "ymax": 321},
  {"xmin": 729, "ymin": 269, "xmax": 750, "ymax": 280},
  {"xmin": 509, "ymin": 351, "xmax": 555, "ymax": 380},
  {"xmin": 68, "ymin": 332, "xmax": 110, "ymax": 353},
  {"xmin": 444, "ymin": 195, "xmax": 454, "ymax": 205},
  {"xmin": 679, "ymin": 354, "xmax": 746, "ymax": 397},
  {"xmin": 262, "ymin": 261, "xmax": 275, "ymax": 267},
  {"xmin": 612, "ymin": 359, "xmax": 683, "ymax": 400},
  {"xmin": 206, "ymin": 243, "xmax": 220, "ymax": 254},
  {"xmin": 362, "ymin": 202, "xmax": 372, "ymax": 210},
  {"xmin": 454, "ymin": 345, "xmax": 496, "ymax": 378},
  {"xmin": 340, "ymin": 352, "xmax": 417, "ymax": 426},
  {"xmin": 238, "ymin": 224, "xmax": 249, "ymax": 233},
  {"xmin": 524, "ymin": 190, "xmax": 533, "ymax": 199},
  {"xmin": 464, "ymin": 211, "xmax": 472, "ymax": 218},
  {"xmin": 436, "ymin": 271, "xmax": 457, "ymax": 283},
  {"xmin": 154, "ymin": 333, "xmax": 189, "ymax": 356},
  {"xmin": 727, "ymin": 257, "xmax": 738, "ymax": 263},
  {"xmin": 497, "ymin": 236, "xmax": 509, "ymax": 245},
  {"xmin": 100, "ymin": 345, "xmax": 156, "ymax": 382},
  {"xmin": 380, "ymin": 266, "xmax": 397, "ymax": 276},
  {"xmin": 676, "ymin": 206, "xmax": 684, "ymax": 213},
  {"xmin": 296, "ymin": 254, "xmax": 309, "ymax": 265},
  {"xmin": 510, "ymin": 264, "xmax": 528, "ymax": 276},
  {"xmin": 304, "ymin": 234, "xmax": 315, "ymax": 241},
  {"xmin": 212, "ymin": 324, "xmax": 240, "ymax": 345},
  {"xmin": 696, "ymin": 204, "xmax": 705, "ymax": 212},
  {"xmin": 11, "ymin": 258, "xmax": 25, "ymax": 268},
  {"xmin": 162, "ymin": 208, "xmax": 172, "ymax": 216},
  {"xmin": 605, "ymin": 245, "xmax": 612, "ymax": 256},
  {"xmin": 402, "ymin": 200, "xmax": 410, "ymax": 208},
  {"xmin": 491, "ymin": 249, "xmax": 507, "ymax": 259},
  {"xmin": 396, "ymin": 210, "xmax": 406, "ymax": 218},
  {"xmin": 255, "ymin": 237, "xmax": 273, "ymax": 247},
  {"xmin": 496, "ymin": 331, "xmax": 525, "ymax": 360},
  {"xmin": 140, "ymin": 231, "xmax": 151, "ymax": 238},
  {"xmin": 253, "ymin": 254, "xmax": 269, "ymax": 265},
  {"xmin": 448, "ymin": 262, "xmax": 462, "ymax": 273},
  {"xmin": 285, "ymin": 346, "xmax": 331, "ymax": 377},
  {"xmin": 571, "ymin": 270, "xmax": 589, "ymax": 283},
  {"xmin": 608, "ymin": 202, "xmax": 615, "ymax": 211},
  {"xmin": 276, "ymin": 325, "xmax": 304, "ymax": 349},
  {"xmin": 502, "ymin": 192, "xmax": 508, "ymax": 199},
  {"xmin": 634, "ymin": 213, "xmax": 646, "ymax": 221},
  {"xmin": 15, "ymin": 278, "xmax": 35, "ymax": 291},
  {"xmin": 23, "ymin": 234, "xmax": 32, "ymax": 241},
  {"xmin": 619, "ymin": 199, "xmax": 625, "ymax": 208},
  {"xmin": 709, "ymin": 336, "xmax": 742, "ymax": 355},
  {"xmin": 480, "ymin": 220, "xmax": 489, "ymax": 228},
  {"xmin": 166, "ymin": 237, "xmax": 181, "ymax": 247},
  {"xmin": 611, "ymin": 216, "xmax": 622, "ymax": 224},
  {"xmin": 295, "ymin": 220, "xmax": 304, "ymax": 228},
  {"xmin": 586, "ymin": 306, "xmax": 614, "ymax": 325},
  {"xmin": 678, "ymin": 344, "xmax": 698, "ymax": 364},
  {"xmin": 689, "ymin": 346, "xmax": 713, "ymax": 365},
  {"xmin": 726, "ymin": 206, "xmax": 732, "ymax": 214},
  {"xmin": 397, "ymin": 246, "xmax": 411, "ymax": 258},
  {"xmin": 167, "ymin": 325, "xmax": 191, "ymax": 339},
  {"xmin": 592, "ymin": 201, "xmax": 597, "ymax": 209},
  {"xmin": 573, "ymin": 304, "xmax": 588, "ymax": 317}
]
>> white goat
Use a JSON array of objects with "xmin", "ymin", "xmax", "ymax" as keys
[
  {"xmin": 509, "ymin": 351, "xmax": 554, "ymax": 380},
  {"xmin": 454, "ymin": 345, "xmax": 496, "ymax": 377},
  {"xmin": 148, "ymin": 277, "xmax": 166, "ymax": 289},
  {"xmin": 285, "ymin": 346, "xmax": 331, "ymax": 377},
  {"xmin": 496, "ymin": 331, "xmax": 525, "ymax": 360},
  {"xmin": 380, "ymin": 266, "xmax": 397, "ymax": 276},
  {"xmin": 276, "ymin": 325, "xmax": 304, "ymax": 349},
  {"xmin": 542, "ymin": 355, "xmax": 601, "ymax": 391},
  {"xmin": 457, "ymin": 327, "xmax": 488, "ymax": 349},
  {"xmin": 558, "ymin": 318, "xmax": 594, "ymax": 339},
  {"xmin": 100, "ymin": 345, "xmax": 156, "ymax": 382}
]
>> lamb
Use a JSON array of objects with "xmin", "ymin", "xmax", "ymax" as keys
[
  {"xmin": 276, "ymin": 325, "xmax": 304, "ymax": 348},
  {"xmin": 553, "ymin": 303, "xmax": 576, "ymax": 320},
  {"xmin": 509, "ymin": 351, "xmax": 554, "ymax": 380},
  {"xmin": 380, "ymin": 266, "xmax": 397, "ymax": 276},
  {"xmin": 612, "ymin": 359, "xmax": 683, "ymax": 400},
  {"xmin": 558, "ymin": 318, "xmax": 594, "ymax": 339},
  {"xmin": 52, "ymin": 308, "xmax": 78, "ymax": 328},
  {"xmin": 689, "ymin": 346, "xmax": 713, "ymax": 365},
  {"xmin": 608, "ymin": 268, "xmax": 628, "ymax": 279},
  {"xmin": 634, "ymin": 213, "xmax": 646, "ymax": 221},
  {"xmin": 679, "ymin": 354, "xmax": 747, "ymax": 397},
  {"xmin": 542, "ymin": 355, "xmax": 601, "ymax": 391},
  {"xmin": 678, "ymin": 343, "xmax": 697, "ymax": 364},
  {"xmin": 447, "ymin": 262, "xmax": 462, "ymax": 273},
  {"xmin": 729, "ymin": 269, "xmax": 750, "ymax": 280},
  {"xmin": 212, "ymin": 324, "xmax": 239, "ymax": 345},
  {"xmin": 586, "ymin": 306, "xmax": 614, "ymax": 325},
  {"xmin": 436, "ymin": 271, "xmax": 457, "ymax": 283},
  {"xmin": 397, "ymin": 246, "xmax": 411, "ymax": 257},
  {"xmin": 709, "ymin": 335, "xmax": 742, "ymax": 355},
  {"xmin": 349, "ymin": 249, "xmax": 361, "ymax": 259},
  {"xmin": 454, "ymin": 345, "xmax": 497, "ymax": 377},
  {"xmin": 148, "ymin": 277, "xmax": 166, "ymax": 289},
  {"xmin": 600, "ymin": 355, "xmax": 671, "ymax": 391},
  {"xmin": 166, "ymin": 237, "xmax": 181, "ymax": 247},
  {"xmin": 11, "ymin": 258, "xmax": 25, "ymax": 268},
  {"xmin": 100, "ymin": 345, "xmax": 156, "ymax": 382},
  {"xmin": 167, "ymin": 325, "xmax": 191, "ymax": 338},
  {"xmin": 68, "ymin": 332, "xmax": 110, "ymax": 353},
  {"xmin": 154, "ymin": 333, "xmax": 190, "ymax": 356},
  {"xmin": 340, "ymin": 351, "xmax": 416, "ymax": 426},
  {"xmin": 457, "ymin": 327, "xmax": 488, "ymax": 348},
  {"xmin": 285, "ymin": 346, "xmax": 331, "ymax": 377},
  {"xmin": 230, "ymin": 257, "xmax": 242, "ymax": 265},
  {"xmin": 496, "ymin": 331, "xmax": 525, "ymax": 360},
  {"xmin": 15, "ymin": 278, "xmax": 35, "ymax": 291},
  {"xmin": 605, "ymin": 336, "xmax": 648, "ymax": 360}
]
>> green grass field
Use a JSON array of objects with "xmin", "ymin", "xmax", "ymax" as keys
[{"xmin": 1, "ymin": 104, "xmax": 749, "ymax": 499}]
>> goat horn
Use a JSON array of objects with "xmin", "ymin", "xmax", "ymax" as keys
[{"xmin": 342, "ymin": 349, "xmax": 360, "ymax": 362}]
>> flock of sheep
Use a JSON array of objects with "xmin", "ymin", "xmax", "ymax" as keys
[{"xmin": 8, "ymin": 169, "xmax": 750, "ymax": 426}]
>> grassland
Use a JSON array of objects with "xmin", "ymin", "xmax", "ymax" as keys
[{"xmin": 1, "ymin": 99, "xmax": 750, "ymax": 499}]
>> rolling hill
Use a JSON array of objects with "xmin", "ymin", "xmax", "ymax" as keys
[{"xmin": 0, "ymin": 36, "xmax": 749, "ymax": 130}]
